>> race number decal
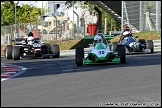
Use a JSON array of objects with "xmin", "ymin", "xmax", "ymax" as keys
[
  {"xmin": 133, "ymin": 42, "xmax": 137, "ymax": 48},
  {"xmin": 98, "ymin": 50, "xmax": 105, "ymax": 55}
]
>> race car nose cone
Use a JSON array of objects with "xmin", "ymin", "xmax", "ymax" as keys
[{"xmin": 95, "ymin": 43, "xmax": 106, "ymax": 49}]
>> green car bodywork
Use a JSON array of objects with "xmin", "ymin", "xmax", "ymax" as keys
[{"xmin": 75, "ymin": 34, "xmax": 126, "ymax": 66}]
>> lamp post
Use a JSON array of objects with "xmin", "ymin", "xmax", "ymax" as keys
[
  {"xmin": 14, "ymin": 1, "xmax": 19, "ymax": 38},
  {"xmin": 14, "ymin": 1, "xmax": 19, "ymax": 24},
  {"xmin": 41, "ymin": 1, "xmax": 43, "ymax": 40}
]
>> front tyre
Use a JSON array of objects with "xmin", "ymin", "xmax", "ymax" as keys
[
  {"xmin": 12, "ymin": 46, "xmax": 20, "ymax": 60},
  {"xmin": 146, "ymin": 40, "xmax": 154, "ymax": 53},
  {"xmin": 118, "ymin": 45, "xmax": 126, "ymax": 64},
  {"xmin": 5, "ymin": 45, "xmax": 13, "ymax": 59},
  {"xmin": 51, "ymin": 44, "xmax": 60, "ymax": 58},
  {"xmin": 75, "ymin": 47, "xmax": 84, "ymax": 66}
]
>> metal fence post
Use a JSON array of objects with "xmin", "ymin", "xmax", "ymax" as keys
[
  {"xmin": 10, "ymin": 25, "xmax": 12, "ymax": 45},
  {"xmin": 139, "ymin": 1, "xmax": 143, "ymax": 31},
  {"xmin": 18, "ymin": 23, "xmax": 20, "ymax": 38},
  {"xmin": 73, "ymin": 11, "xmax": 79, "ymax": 38},
  {"xmin": 104, "ymin": 18, "xmax": 107, "ymax": 34},
  {"xmin": 5, "ymin": 26, "xmax": 6, "ymax": 43},
  {"xmin": 52, "ymin": 14, "xmax": 57, "ymax": 40},
  {"xmin": 121, "ymin": 1, "xmax": 124, "ymax": 31},
  {"xmin": 36, "ymin": 21, "xmax": 38, "ymax": 38},
  {"xmin": 156, "ymin": 1, "xmax": 160, "ymax": 32}
]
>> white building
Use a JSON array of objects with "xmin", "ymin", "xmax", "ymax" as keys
[
  {"xmin": 17, "ymin": 1, "xmax": 91, "ymax": 27},
  {"xmin": 47, "ymin": 1, "xmax": 91, "ymax": 26}
]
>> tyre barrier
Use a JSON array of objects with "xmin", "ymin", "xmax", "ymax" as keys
[{"xmin": 153, "ymin": 40, "xmax": 161, "ymax": 52}]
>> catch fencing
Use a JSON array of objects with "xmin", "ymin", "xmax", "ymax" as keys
[
  {"xmin": 122, "ymin": 1, "xmax": 161, "ymax": 32},
  {"xmin": 1, "ymin": 20, "xmax": 87, "ymax": 45}
]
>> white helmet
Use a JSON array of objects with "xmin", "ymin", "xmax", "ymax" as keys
[
  {"xmin": 123, "ymin": 31, "xmax": 130, "ymax": 36},
  {"xmin": 94, "ymin": 35, "xmax": 102, "ymax": 43},
  {"xmin": 27, "ymin": 36, "xmax": 34, "ymax": 45}
]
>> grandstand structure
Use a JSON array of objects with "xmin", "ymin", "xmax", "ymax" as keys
[{"xmin": 94, "ymin": 1, "xmax": 161, "ymax": 33}]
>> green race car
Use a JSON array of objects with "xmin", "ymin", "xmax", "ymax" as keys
[{"xmin": 75, "ymin": 30, "xmax": 126, "ymax": 66}]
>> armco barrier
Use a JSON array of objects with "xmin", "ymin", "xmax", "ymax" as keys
[{"xmin": 153, "ymin": 40, "xmax": 161, "ymax": 52}]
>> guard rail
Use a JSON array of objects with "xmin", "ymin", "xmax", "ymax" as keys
[{"xmin": 153, "ymin": 40, "xmax": 161, "ymax": 52}]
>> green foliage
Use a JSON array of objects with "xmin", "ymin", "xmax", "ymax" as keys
[
  {"xmin": 1, "ymin": 1, "xmax": 47, "ymax": 26},
  {"xmin": 94, "ymin": 4, "xmax": 121, "ymax": 31},
  {"xmin": 1, "ymin": 1, "xmax": 15, "ymax": 25},
  {"xmin": 17, "ymin": 4, "xmax": 42, "ymax": 23},
  {"xmin": 145, "ymin": 1, "xmax": 156, "ymax": 11},
  {"xmin": 65, "ymin": 1, "xmax": 77, "ymax": 9}
]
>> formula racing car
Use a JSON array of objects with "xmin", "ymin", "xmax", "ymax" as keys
[
  {"xmin": 75, "ymin": 30, "xmax": 126, "ymax": 66},
  {"xmin": 111, "ymin": 34, "xmax": 154, "ymax": 54},
  {"xmin": 5, "ymin": 37, "xmax": 60, "ymax": 60}
]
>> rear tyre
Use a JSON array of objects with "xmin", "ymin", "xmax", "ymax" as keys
[
  {"xmin": 118, "ymin": 45, "xmax": 126, "ymax": 64},
  {"xmin": 146, "ymin": 40, "xmax": 154, "ymax": 53},
  {"xmin": 75, "ymin": 47, "xmax": 84, "ymax": 66},
  {"xmin": 51, "ymin": 44, "xmax": 60, "ymax": 58},
  {"xmin": 12, "ymin": 46, "xmax": 20, "ymax": 60},
  {"xmin": 5, "ymin": 45, "xmax": 13, "ymax": 59}
]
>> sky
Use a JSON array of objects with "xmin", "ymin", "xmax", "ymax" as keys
[{"xmin": 17, "ymin": 1, "xmax": 47, "ymax": 8}]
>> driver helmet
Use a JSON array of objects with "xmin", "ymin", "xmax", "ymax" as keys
[
  {"xmin": 124, "ymin": 26, "xmax": 131, "ymax": 31},
  {"xmin": 122, "ymin": 31, "xmax": 131, "ymax": 37},
  {"xmin": 97, "ymin": 33, "xmax": 104, "ymax": 38},
  {"xmin": 28, "ymin": 32, "xmax": 34, "ymax": 37},
  {"xmin": 94, "ymin": 35, "xmax": 102, "ymax": 43},
  {"xmin": 97, "ymin": 30, "xmax": 104, "ymax": 38},
  {"xmin": 27, "ymin": 36, "xmax": 35, "ymax": 45}
]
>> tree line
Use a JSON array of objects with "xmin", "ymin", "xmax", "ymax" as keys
[{"xmin": 1, "ymin": 1, "xmax": 121, "ymax": 31}]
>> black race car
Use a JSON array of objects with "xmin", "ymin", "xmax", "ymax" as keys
[{"xmin": 5, "ymin": 38, "xmax": 60, "ymax": 60}]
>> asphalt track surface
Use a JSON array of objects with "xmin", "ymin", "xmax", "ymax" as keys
[{"xmin": 1, "ymin": 52, "xmax": 161, "ymax": 107}]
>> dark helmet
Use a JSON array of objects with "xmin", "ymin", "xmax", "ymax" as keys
[
  {"xmin": 97, "ymin": 30, "xmax": 104, "ymax": 38},
  {"xmin": 28, "ymin": 32, "xmax": 33, "ymax": 37}
]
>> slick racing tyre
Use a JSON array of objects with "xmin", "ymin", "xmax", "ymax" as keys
[
  {"xmin": 75, "ymin": 47, "xmax": 84, "ymax": 66},
  {"xmin": 12, "ymin": 46, "xmax": 20, "ymax": 60},
  {"xmin": 51, "ymin": 44, "xmax": 60, "ymax": 58},
  {"xmin": 5, "ymin": 45, "xmax": 13, "ymax": 59},
  {"xmin": 118, "ymin": 45, "xmax": 126, "ymax": 64},
  {"xmin": 146, "ymin": 40, "xmax": 154, "ymax": 53}
]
